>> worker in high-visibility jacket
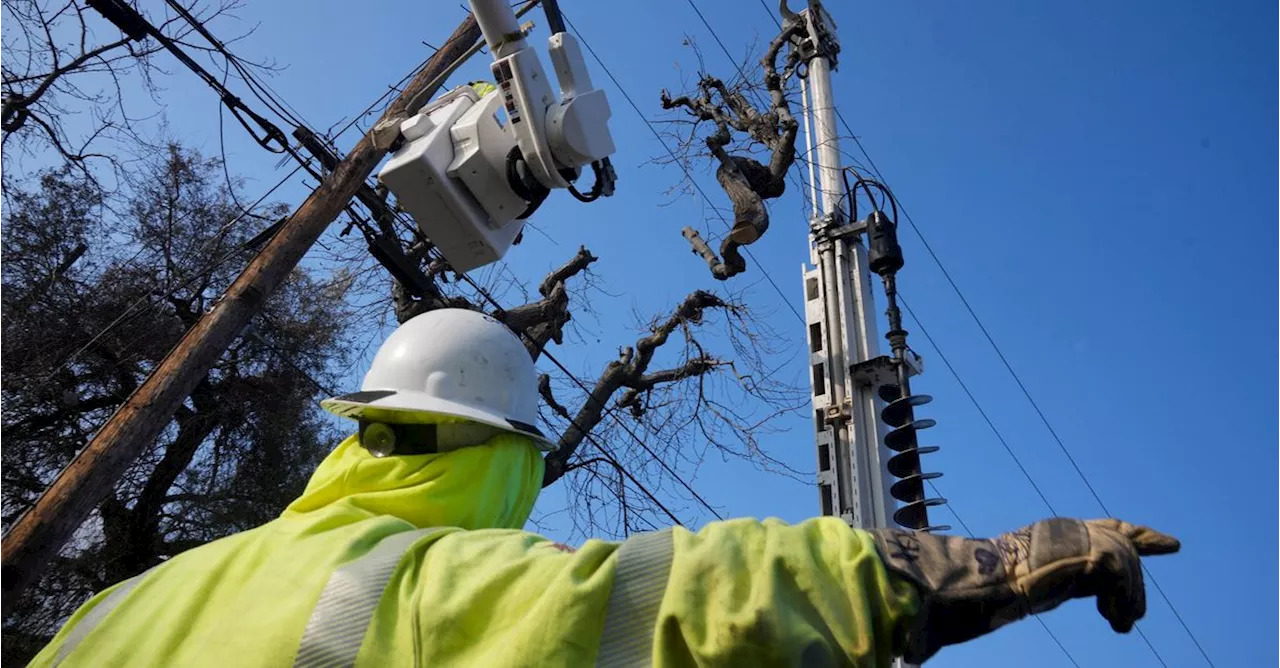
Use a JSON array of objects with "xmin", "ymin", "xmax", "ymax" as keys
[{"xmin": 31, "ymin": 308, "xmax": 1180, "ymax": 667}]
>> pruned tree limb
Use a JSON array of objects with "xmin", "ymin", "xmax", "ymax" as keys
[
  {"xmin": 391, "ymin": 279, "xmax": 472, "ymax": 324},
  {"xmin": 502, "ymin": 246, "xmax": 597, "ymax": 359},
  {"xmin": 616, "ymin": 356, "xmax": 726, "ymax": 418},
  {"xmin": 538, "ymin": 373, "xmax": 571, "ymax": 420},
  {"xmin": 659, "ymin": 14, "xmax": 807, "ymax": 280},
  {"xmin": 682, "ymin": 226, "xmax": 745, "ymax": 281},
  {"xmin": 391, "ymin": 245, "xmax": 597, "ymax": 363},
  {"xmin": 541, "ymin": 290, "xmax": 729, "ymax": 487}
]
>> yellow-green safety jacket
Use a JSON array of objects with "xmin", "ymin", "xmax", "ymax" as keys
[{"xmin": 31, "ymin": 429, "xmax": 919, "ymax": 667}]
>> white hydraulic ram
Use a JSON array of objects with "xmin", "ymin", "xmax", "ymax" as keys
[{"xmin": 379, "ymin": 0, "xmax": 616, "ymax": 273}]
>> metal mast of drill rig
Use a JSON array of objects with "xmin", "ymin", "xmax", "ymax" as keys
[{"xmin": 794, "ymin": 1, "xmax": 949, "ymax": 544}]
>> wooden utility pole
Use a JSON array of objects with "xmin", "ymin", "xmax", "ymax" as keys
[{"xmin": 0, "ymin": 15, "xmax": 482, "ymax": 609}]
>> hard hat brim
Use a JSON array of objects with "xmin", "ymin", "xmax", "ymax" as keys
[{"xmin": 321, "ymin": 390, "xmax": 558, "ymax": 453}]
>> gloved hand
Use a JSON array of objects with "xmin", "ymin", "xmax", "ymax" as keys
[{"xmin": 869, "ymin": 518, "xmax": 1180, "ymax": 664}]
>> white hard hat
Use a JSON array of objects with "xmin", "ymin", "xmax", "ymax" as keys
[{"xmin": 321, "ymin": 309, "xmax": 556, "ymax": 452}]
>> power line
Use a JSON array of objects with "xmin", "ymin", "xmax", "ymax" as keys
[
  {"xmin": 756, "ymin": 0, "xmax": 780, "ymax": 28},
  {"xmin": 927, "ymin": 478, "xmax": 1080, "ymax": 668},
  {"xmin": 329, "ymin": 56, "xmax": 430, "ymax": 142},
  {"xmin": 902, "ymin": 293, "xmax": 1145, "ymax": 666},
  {"xmin": 48, "ymin": 162, "xmax": 308, "ymax": 377},
  {"xmin": 561, "ymin": 11, "xmax": 805, "ymax": 325},
  {"xmin": 896, "ymin": 293, "xmax": 1059, "ymax": 516},
  {"xmin": 760, "ymin": 0, "xmax": 1205, "ymax": 655},
  {"xmin": 448, "ymin": 267, "xmax": 724, "ymax": 523},
  {"xmin": 897, "ymin": 290, "xmax": 1167, "ymax": 667},
  {"xmin": 541, "ymin": 344, "xmax": 724, "ymax": 522},
  {"xmin": 842, "ymin": 117, "xmax": 1211, "ymax": 667},
  {"xmin": 579, "ymin": 430, "xmax": 688, "ymax": 528},
  {"xmin": 741, "ymin": 4, "xmax": 1112, "ymax": 663},
  {"xmin": 901, "ymin": 295, "xmax": 1162, "ymax": 665},
  {"xmin": 163, "ymin": 0, "xmax": 315, "ymax": 132},
  {"xmin": 216, "ymin": 63, "xmax": 274, "ymax": 221},
  {"xmin": 679, "ymin": 0, "xmax": 816, "ymax": 217}
]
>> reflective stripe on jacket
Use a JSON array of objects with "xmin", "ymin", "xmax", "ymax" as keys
[{"xmin": 32, "ymin": 431, "xmax": 918, "ymax": 667}]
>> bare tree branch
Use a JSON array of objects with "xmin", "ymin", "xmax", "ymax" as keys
[
  {"xmin": 390, "ymin": 245, "xmax": 598, "ymax": 365},
  {"xmin": 502, "ymin": 246, "xmax": 598, "ymax": 358},
  {"xmin": 541, "ymin": 290, "xmax": 730, "ymax": 486},
  {"xmin": 1, "ymin": 0, "xmax": 270, "ymax": 193},
  {"xmin": 658, "ymin": 14, "xmax": 807, "ymax": 279}
]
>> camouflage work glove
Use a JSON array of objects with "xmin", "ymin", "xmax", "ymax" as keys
[{"xmin": 870, "ymin": 518, "xmax": 1181, "ymax": 664}]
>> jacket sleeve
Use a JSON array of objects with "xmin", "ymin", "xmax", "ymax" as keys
[{"xmin": 649, "ymin": 517, "xmax": 919, "ymax": 667}]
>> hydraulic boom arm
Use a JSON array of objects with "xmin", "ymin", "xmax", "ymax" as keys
[{"xmin": 378, "ymin": 0, "xmax": 616, "ymax": 273}]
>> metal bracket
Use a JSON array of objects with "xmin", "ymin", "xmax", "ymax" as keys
[
  {"xmin": 850, "ymin": 354, "xmax": 927, "ymax": 406},
  {"xmin": 905, "ymin": 349, "xmax": 925, "ymax": 376},
  {"xmin": 809, "ymin": 210, "xmax": 837, "ymax": 232},
  {"xmin": 810, "ymin": 212, "xmax": 866, "ymax": 251},
  {"xmin": 824, "ymin": 397, "xmax": 852, "ymax": 423},
  {"xmin": 809, "ymin": 210, "xmax": 845, "ymax": 233},
  {"xmin": 828, "ymin": 219, "xmax": 867, "ymax": 240},
  {"xmin": 780, "ymin": 0, "xmax": 840, "ymax": 68},
  {"xmin": 849, "ymin": 355, "xmax": 898, "ymax": 388},
  {"xmin": 850, "ymin": 353, "xmax": 925, "ymax": 387},
  {"xmin": 801, "ymin": 0, "xmax": 840, "ymax": 67}
]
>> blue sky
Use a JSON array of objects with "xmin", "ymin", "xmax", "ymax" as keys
[{"xmin": 32, "ymin": 0, "xmax": 1276, "ymax": 664}]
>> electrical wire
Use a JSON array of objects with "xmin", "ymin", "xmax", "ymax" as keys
[
  {"xmin": 679, "ymin": 0, "xmax": 813, "ymax": 214},
  {"xmin": 330, "ymin": 59, "xmax": 428, "ymax": 142},
  {"xmin": 926, "ymin": 479, "xmax": 1081, "ymax": 668},
  {"xmin": 839, "ymin": 168, "xmax": 896, "ymax": 224},
  {"xmin": 85, "ymin": 0, "xmax": 290, "ymax": 153},
  {"xmin": 755, "ymin": 0, "xmax": 778, "ymax": 26},
  {"xmin": 246, "ymin": 328, "xmax": 338, "ymax": 398},
  {"xmin": 216, "ymin": 63, "xmax": 272, "ymax": 221},
  {"xmin": 839, "ymin": 111, "xmax": 1213, "ymax": 666},
  {"xmin": 748, "ymin": 0, "xmax": 1205, "ymax": 660},
  {"xmin": 48, "ymin": 161, "xmax": 309, "ymax": 378},
  {"xmin": 896, "ymin": 293, "xmax": 1059, "ymax": 517},
  {"xmin": 444, "ymin": 264, "xmax": 724, "ymax": 523},
  {"xmin": 737, "ymin": 3, "xmax": 1092, "ymax": 663},
  {"xmin": 560, "ymin": 11, "xmax": 805, "ymax": 325},
  {"xmin": 896, "ymin": 290, "xmax": 1167, "ymax": 667},
  {"xmin": 578, "ymin": 429, "xmax": 688, "ymax": 528},
  {"xmin": 163, "ymin": 0, "xmax": 314, "ymax": 131}
]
